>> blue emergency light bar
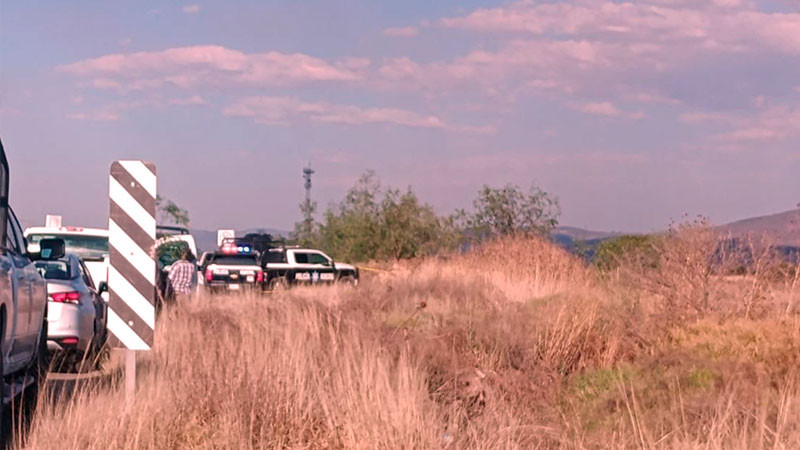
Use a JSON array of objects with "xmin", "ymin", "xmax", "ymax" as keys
[{"xmin": 220, "ymin": 237, "xmax": 254, "ymax": 255}]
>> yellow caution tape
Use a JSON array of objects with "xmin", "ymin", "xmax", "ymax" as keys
[{"xmin": 358, "ymin": 266, "xmax": 389, "ymax": 273}]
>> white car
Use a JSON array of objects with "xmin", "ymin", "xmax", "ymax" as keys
[
  {"xmin": 24, "ymin": 226, "xmax": 109, "ymax": 297},
  {"xmin": 34, "ymin": 254, "xmax": 108, "ymax": 371}
]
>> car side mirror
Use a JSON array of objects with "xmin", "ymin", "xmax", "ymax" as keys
[
  {"xmin": 98, "ymin": 281, "xmax": 109, "ymax": 294},
  {"xmin": 36, "ymin": 238, "xmax": 66, "ymax": 260}
]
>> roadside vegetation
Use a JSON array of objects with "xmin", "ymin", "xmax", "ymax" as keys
[
  {"xmin": 292, "ymin": 171, "xmax": 561, "ymax": 262},
  {"xmin": 19, "ymin": 219, "xmax": 800, "ymax": 449}
]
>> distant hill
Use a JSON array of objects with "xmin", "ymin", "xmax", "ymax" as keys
[
  {"xmin": 191, "ymin": 228, "xmax": 288, "ymax": 253},
  {"xmin": 551, "ymin": 209, "xmax": 800, "ymax": 261},
  {"xmin": 550, "ymin": 226, "xmax": 621, "ymax": 259},
  {"xmin": 184, "ymin": 209, "xmax": 800, "ymax": 257},
  {"xmin": 552, "ymin": 226, "xmax": 621, "ymax": 243},
  {"xmin": 719, "ymin": 209, "xmax": 800, "ymax": 247}
]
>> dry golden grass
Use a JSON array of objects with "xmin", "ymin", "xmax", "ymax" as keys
[{"xmin": 19, "ymin": 233, "xmax": 800, "ymax": 449}]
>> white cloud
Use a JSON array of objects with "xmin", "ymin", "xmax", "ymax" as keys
[
  {"xmin": 182, "ymin": 4, "xmax": 201, "ymax": 14},
  {"xmin": 64, "ymin": 95, "xmax": 206, "ymax": 122},
  {"xmin": 59, "ymin": 45, "xmax": 363, "ymax": 92},
  {"xmin": 0, "ymin": 107, "xmax": 23, "ymax": 118},
  {"xmin": 383, "ymin": 26, "xmax": 419, "ymax": 37},
  {"xmin": 66, "ymin": 111, "xmax": 120, "ymax": 122},
  {"xmin": 223, "ymin": 96, "xmax": 493, "ymax": 133},
  {"xmin": 570, "ymin": 101, "xmax": 645, "ymax": 119},
  {"xmin": 681, "ymin": 104, "xmax": 800, "ymax": 141},
  {"xmin": 168, "ymin": 95, "xmax": 206, "ymax": 106},
  {"xmin": 439, "ymin": 0, "xmax": 800, "ymax": 55},
  {"xmin": 375, "ymin": 0, "xmax": 800, "ymax": 108}
]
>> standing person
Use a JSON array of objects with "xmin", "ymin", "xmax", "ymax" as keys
[{"xmin": 167, "ymin": 248, "xmax": 197, "ymax": 303}]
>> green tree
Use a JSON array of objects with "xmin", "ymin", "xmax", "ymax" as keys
[
  {"xmin": 294, "ymin": 171, "xmax": 457, "ymax": 262},
  {"xmin": 593, "ymin": 235, "xmax": 658, "ymax": 271},
  {"xmin": 378, "ymin": 188, "xmax": 444, "ymax": 260},
  {"xmin": 314, "ymin": 171, "xmax": 382, "ymax": 261},
  {"xmin": 463, "ymin": 184, "xmax": 560, "ymax": 239},
  {"xmin": 293, "ymin": 200, "xmax": 318, "ymax": 247},
  {"xmin": 156, "ymin": 195, "xmax": 190, "ymax": 227}
]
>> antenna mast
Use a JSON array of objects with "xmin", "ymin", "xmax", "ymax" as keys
[
  {"xmin": 303, "ymin": 164, "xmax": 314, "ymax": 205},
  {"xmin": 302, "ymin": 163, "xmax": 315, "ymax": 227}
]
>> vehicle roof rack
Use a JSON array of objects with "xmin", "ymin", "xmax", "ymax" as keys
[{"xmin": 157, "ymin": 225, "xmax": 190, "ymax": 235}]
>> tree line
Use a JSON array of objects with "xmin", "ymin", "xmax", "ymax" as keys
[{"xmin": 292, "ymin": 171, "xmax": 560, "ymax": 262}]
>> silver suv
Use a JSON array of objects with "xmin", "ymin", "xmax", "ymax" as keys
[{"xmin": 0, "ymin": 137, "xmax": 62, "ymax": 437}]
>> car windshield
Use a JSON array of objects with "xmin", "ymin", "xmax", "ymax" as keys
[
  {"xmin": 34, "ymin": 260, "xmax": 72, "ymax": 280},
  {"xmin": 213, "ymin": 255, "xmax": 258, "ymax": 266},
  {"xmin": 27, "ymin": 233, "xmax": 109, "ymax": 261}
]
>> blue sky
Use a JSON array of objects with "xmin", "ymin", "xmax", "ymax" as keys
[{"xmin": 1, "ymin": 0, "xmax": 798, "ymax": 232}]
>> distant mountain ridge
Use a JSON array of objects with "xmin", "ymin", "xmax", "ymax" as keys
[
  {"xmin": 186, "ymin": 209, "xmax": 800, "ymax": 255},
  {"xmin": 551, "ymin": 208, "xmax": 800, "ymax": 257},
  {"xmin": 552, "ymin": 226, "xmax": 621, "ymax": 242},
  {"xmin": 550, "ymin": 226, "xmax": 621, "ymax": 258},
  {"xmin": 719, "ymin": 209, "xmax": 800, "ymax": 247}
]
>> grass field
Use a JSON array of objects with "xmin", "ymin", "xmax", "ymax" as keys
[{"xmin": 18, "ymin": 232, "xmax": 800, "ymax": 449}]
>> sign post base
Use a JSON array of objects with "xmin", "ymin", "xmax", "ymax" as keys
[{"xmin": 125, "ymin": 349, "xmax": 136, "ymax": 404}]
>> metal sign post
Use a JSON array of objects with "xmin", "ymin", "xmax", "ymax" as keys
[
  {"xmin": 108, "ymin": 161, "xmax": 157, "ymax": 402},
  {"xmin": 125, "ymin": 349, "xmax": 137, "ymax": 403}
]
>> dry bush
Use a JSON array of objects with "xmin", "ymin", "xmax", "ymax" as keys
[
  {"xmin": 451, "ymin": 235, "xmax": 588, "ymax": 302},
  {"xmin": 19, "ymin": 235, "xmax": 800, "ymax": 449},
  {"xmin": 608, "ymin": 219, "xmax": 796, "ymax": 323},
  {"xmin": 25, "ymin": 295, "xmax": 442, "ymax": 449}
]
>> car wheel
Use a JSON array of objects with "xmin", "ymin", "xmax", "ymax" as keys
[
  {"xmin": 91, "ymin": 323, "xmax": 108, "ymax": 372},
  {"xmin": 19, "ymin": 318, "xmax": 48, "ymax": 421},
  {"xmin": 28, "ymin": 318, "xmax": 49, "ymax": 387}
]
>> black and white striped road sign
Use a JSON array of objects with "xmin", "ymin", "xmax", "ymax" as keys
[{"xmin": 108, "ymin": 161, "xmax": 157, "ymax": 351}]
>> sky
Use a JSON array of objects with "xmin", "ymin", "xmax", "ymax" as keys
[{"xmin": 1, "ymin": 0, "xmax": 798, "ymax": 233}]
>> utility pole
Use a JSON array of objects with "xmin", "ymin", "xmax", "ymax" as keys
[
  {"xmin": 303, "ymin": 163, "xmax": 314, "ymax": 211},
  {"xmin": 302, "ymin": 163, "xmax": 315, "ymax": 237}
]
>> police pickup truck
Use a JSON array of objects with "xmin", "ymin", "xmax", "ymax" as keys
[
  {"xmin": 0, "ymin": 137, "xmax": 65, "ymax": 436},
  {"xmin": 261, "ymin": 246, "xmax": 359, "ymax": 290},
  {"xmin": 201, "ymin": 241, "xmax": 263, "ymax": 293}
]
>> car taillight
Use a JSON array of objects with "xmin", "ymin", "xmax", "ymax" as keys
[
  {"xmin": 257, "ymin": 271, "xmax": 264, "ymax": 283},
  {"xmin": 205, "ymin": 269, "xmax": 213, "ymax": 282},
  {"xmin": 50, "ymin": 291, "xmax": 81, "ymax": 304}
]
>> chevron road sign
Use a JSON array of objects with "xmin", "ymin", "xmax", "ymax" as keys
[{"xmin": 108, "ymin": 160, "xmax": 157, "ymax": 351}]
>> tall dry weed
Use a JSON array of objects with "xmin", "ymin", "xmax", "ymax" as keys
[
  {"xmin": 19, "ymin": 235, "xmax": 800, "ymax": 449},
  {"xmin": 452, "ymin": 235, "xmax": 588, "ymax": 302},
  {"xmin": 25, "ymin": 296, "xmax": 442, "ymax": 449},
  {"xmin": 608, "ymin": 218, "xmax": 795, "ymax": 323}
]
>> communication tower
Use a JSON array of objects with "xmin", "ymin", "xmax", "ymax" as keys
[{"xmin": 302, "ymin": 164, "xmax": 315, "ymax": 226}]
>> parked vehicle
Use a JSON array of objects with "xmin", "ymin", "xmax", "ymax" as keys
[
  {"xmin": 156, "ymin": 225, "xmax": 198, "ymax": 258},
  {"xmin": 196, "ymin": 251, "xmax": 213, "ymax": 287},
  {"xmin": 24, "ymin": 225, "xmax": 109, "ymax": 297},
  {"xmin": 155, "ymin": 226, "xmax": 199, "ymax": 304},
  {"xmin": 261, "ymin": 246, "xmax": 359, "ymax": 290},
  {"xmin": 34, "ymin": 254, "xmax": 108, "ymax": 371},
  {"xmin": 203, "ymin": 242, "xmax": 263, "ymax": 293},
  {"xmin": 0, "ymin": 137, "xmax": 62, "ymax": 436}
]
